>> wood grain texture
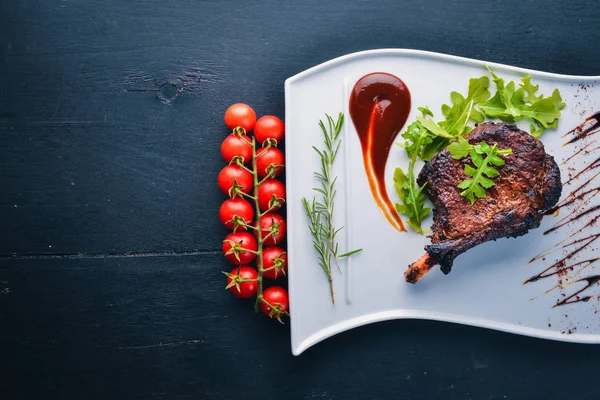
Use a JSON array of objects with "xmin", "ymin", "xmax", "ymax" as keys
[
  {"xmin": 3, "ymin": 255, "xmax": 600, "ymax": 400},
  {"xmin": 1, "ymin": 0, "xmax": 600, "ymax": 398}
]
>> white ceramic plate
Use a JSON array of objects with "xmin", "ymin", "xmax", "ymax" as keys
[{"xmin": 284, "ymin": 49, "xmax": 600, "ymax": 355}]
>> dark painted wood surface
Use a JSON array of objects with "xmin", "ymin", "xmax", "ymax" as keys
[{"xmin": 1, "ymin": 1, "xmax": 599, "ymax": 399}]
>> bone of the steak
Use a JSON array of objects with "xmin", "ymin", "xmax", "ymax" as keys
[
  {"xmin": 404, "ymin": 253, "xmax": 436, "ymax": 284},
  {"xmin": 405, "ymin": 123, "xmax": 562, "ymax": 283}
]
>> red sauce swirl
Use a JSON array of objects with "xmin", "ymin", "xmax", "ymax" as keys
[{"xmin": 349, "ymin": 72, "xmax": 411, "ymax": 232}]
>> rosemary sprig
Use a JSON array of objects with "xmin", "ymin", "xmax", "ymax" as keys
[
  {"xmin": 302, "ymin": 197, "xmax": 334, "ymax": 303},
  {"xmin": 302, "ymin": 113, "xmax": 362, "ymax": 304}
]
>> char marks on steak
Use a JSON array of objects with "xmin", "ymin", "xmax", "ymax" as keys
[{"xmin": 405, "ymin": 122, "xmax": 562, "ymax": 283}]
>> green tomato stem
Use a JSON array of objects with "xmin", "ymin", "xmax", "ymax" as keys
[{"xmin": 248, "ymin": 136, "xmax": 266, "ymax": 313}]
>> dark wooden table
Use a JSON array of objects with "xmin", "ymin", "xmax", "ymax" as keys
[{"xmin": 1, "ymin": 1, "xmax": 599, "ymax": 399}]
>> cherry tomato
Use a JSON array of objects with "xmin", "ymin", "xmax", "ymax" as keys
[
  {"xmin": 223, "ymin": 232, "xmax": 257, "ymax": 265},
  {"xmin": 256, "ymin": 146, "xmax": 284, "ymax": 178},
  {"xmin": 225, "ymin": 266, "xmax": 258, "ymax": 299},
  {"xmin": 257, "ymin": 179, "xmax": 286, "ymax": 211},
  {"xmin": 218, "ymin": 165, "xmax": 253, "ymax": 197},
  {"xmin": 262, "ymin": 246, "xmax": 287, "ymax": 279},
  {"xmin": 254, "ymin": 115, "xmax": 285, "ymax": 144},
  {"xmin": 224, "ymin": 103, "xmax": 256, "ymax": 132},
  {"xmin": 260, "ymin": 286, "xmax": 289, "ymax": 320},
  {"xmin": 221, "ymin": 133, "xmax": 253, "ymax": 164},
  {"xmin": 219, "ymin": 198, "xmax": 254, "ymax": 231},
  {"xmin": 255, "ymin": 213, "xmax": 286, "ymax": 246}
]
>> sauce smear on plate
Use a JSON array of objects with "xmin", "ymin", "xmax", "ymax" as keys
[{"xmin": 349, "ymin": 72, "xmax": 411, "ymax": 232}]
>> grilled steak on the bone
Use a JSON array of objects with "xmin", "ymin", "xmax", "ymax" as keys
[{"xmin": 404, "ymin": 122, "xmax": 562, "ymax": 284}]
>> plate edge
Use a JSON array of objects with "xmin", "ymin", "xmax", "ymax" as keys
[
  {"xmin": 285, "ymin": 49, "xmax": 600, "ymax": 87},
  {"xmin": 292, "ymin": 310, "xmax": 600, "ymax": 355}
]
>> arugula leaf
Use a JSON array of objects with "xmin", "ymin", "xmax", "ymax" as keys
[
  {"xmin": 447, "ymin": 136, "xmax": 472, "ymax": 159},
  {"xmin": 395, "ymin": 107, "xmax": 435, "ymax": 233},
  {"xmin": 439, "ymin": 76, "xmax": 490, "ymax": 136},
  {"xmin": 530, "ymin": 119, "xmax": 559, "ymax": 138},
  {"xmin": 457, "ymin": 143, "xmax": 512, "ymax": 204},
  {"xmin": 421, "ymin": 136, "xmax": 451, "ymax": 161},
  {"xmin": 471, "ymin": 108, "xmax": 485, "ymax": 123},
  {"xmin": 479, "ymin": 92, "xmax": 506, "ymax": 117},
  {"xmin": 485, "ymin": 65, "xmax": 505, "ymax": 91},
  {"xmin": 403, "ymin": 75, "xmax": 492, "ymax": 151},
  {"xmin": 441, "ymin": 99, "xmax": 474, "ymax": 135},
  {"xmin": 478, "ymin": 67, "xmax": 565, "ymax": 137},
  {"xmin": 530, "ymin": 123, "xmax": 544, "ymax": 138},
  {"xmin": 520, "ymin": 76, "xmax": 543, "ymax": 103},
  {"xmin": 418, "ymin": 106, "xmax": 434, "ymax": 118},
  {"xmin": 416, "ymin": 114, "xmax": 453, "ymax": 138},
  {"xmin": 468, "ymin": 76, "xmax": 492, "ymax": 103},
  {"xmin": 394, "ymin": 163, "xmax": 430, "ymax": 234},
  {"xmin": 521, "ymin": 96, "xmax": 563, "ymax": 128},
  {"xmin": 500, "ymin": 81, "xmax": 520, "ymax": 117},
  {"xmin": 480, "ymin": 80, "xmax": 524, "ymax": 120},
  {"xmin": 401, "ymin": 118, "xmax": 433, "ymax": 160},
  {"xmin": 551, "ymin": 89, "xmax": 567, "ymax": 110}
]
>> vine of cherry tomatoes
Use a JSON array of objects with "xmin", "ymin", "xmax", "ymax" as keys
[{"xmin": 219, "ymin": 103, "xmax": 290, "ymax": 322}]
